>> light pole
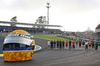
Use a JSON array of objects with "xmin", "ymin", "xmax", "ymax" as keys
[{"xmin": 46, "ymin": 3, "xmax": 50, "ymax": 24}]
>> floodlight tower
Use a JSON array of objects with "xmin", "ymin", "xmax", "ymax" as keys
[{"xmin": 46, "ymin": 3, "xmax": 50, "ymax": 24}]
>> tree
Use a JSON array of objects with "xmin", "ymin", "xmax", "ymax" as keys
[
  {"xmin": 10, "ymin": 16, "xmax": 17, "ymax": 22},
  {"xmin": 10, "ymin": 16, "xmax": 17, "ymax": 27},
  {"xmin": 35, "ymin": 16, "xmax": 47, "ymax": 28}
]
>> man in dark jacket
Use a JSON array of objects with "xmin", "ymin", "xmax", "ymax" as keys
[
  {"xmin": 60, "ymin": 40, "xmax": 62, "ymax": 49},
  {"xmin": 62, "ymin": 40, "xmax": 65, "ymax": 49},
  {"xmin": 57, "ymin": 40, "xmax": 60, "ymax": 49},
  {"xmin": 69, "ymin": 40, "xmax": 71, "ymax": 50},
  {"xmin": 50, "ymin": 40, "xmax": 53, "ymax": 49},
  {"xmin": 95, "ymin": 40, "xmax": 98, "ymax": 50},
  {"xmin": 79, "ymin": 41, "xmax": 82, "ymax": 48}
]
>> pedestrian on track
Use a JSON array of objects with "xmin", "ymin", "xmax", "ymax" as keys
[
  {"xmin": 88, "ymin": 40, "xmax": 92, "ymax": 49},
  {"xmin": 92, "ymin": 40, "xmax": 95, "ymax": 49},
  {"xmin": 69, "ymin": 40, "xmax": 71, "ymax": 50},
  {"xmin": 66, "ymin": 40, "xmax": 68, "ymax": 49},
  {"xmin": 95, "ymin": 40, "xmax": 98, "ymax": 50},
  {"xmin": 75, "ymin": 40, "xmax": 78, "ymax": 49},
  {"xmin": 85, "ymin": 40, "xmax": 88, "ymax": 49},
  {"xmin": 62, "ymin": 40, "xmax": 65, "ymax": 49},
  {"xmin": 50, "ymin": 40, "xmax": 53, "ymax": 49},
  {"xmin": 57, "ymin": 40, "xmax": 60, "ymax": 49},
  {"xmin": 72, "ymin": 40, "xmax": 75, "ymax": 49},
  {"xmin": 47, "ymin": 40, "xmax": 50, "ymax": 49},
  {"xmin": 82, "ymin": 40, "xmax": 85, "ymax": 48},
  {"xmin": 54, "ymin": 40, "xmax": 56, "ymax": 49},
  {"xmin": 79, "ymin": 40, "xmax": 82, "ymax": 48},
  {"xmin": 60, "ymin": 40, "xmax": 62, "ymax": 49}
]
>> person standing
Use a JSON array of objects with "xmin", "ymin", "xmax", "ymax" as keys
[
  {"xmin": 57, "ymin": 40, "xmax": 60, "ymax": 49},
  {"xmin": 88, "ymin": 40, "xmax": 92, "ymax": 49},
  {"xmin": 54, "ymin": 40, "xmax": 56, "ymax": 49},
  {"xmin": 62, "ymin": 40, "xmax": 65, "ymax": 49},
  {"xmin": 76, "ymin": 40, "xmax": 78, "ymax": 49},
  {"xmin": 82, "ymin": 40, "xmax": 85, "ymax": 48},
  {"xmin": 60, "ymin": 40, "xmax": 62, "ymax": 49},
  {"xmin": 85, "ymin": 40, "xmax": 88, "ymax": 49},
  {"xmin": 95, "ymin": 40, "xmax": 98, "ymax": 50},
  {"xmin": 50, "ymin": 40, "xmax": 53, "ymax": 49},
  {"xmin": 91, "ymin": 40, "xmax": 94, "ymax": 49},
  {"xmin": 66, "ymin": 40, "xmax": 68, "ymax": 49},
  {"xmin": 47, "ymin": 40, "xmax": 50, "ymax": 49},
  {"xmin": 72, "ymin": 40, "xmax": 75, "ymax": 49},
  {"xmin": 69, "ymin": 40, "xmax": 71, "ymax": 50},
  {"xmin": 79, "ymin": 40, "xmax": 82, "ymax": 48}
]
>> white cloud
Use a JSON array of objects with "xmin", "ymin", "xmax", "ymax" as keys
[{"xmin": 0, "ymin": 0, "xmax": 100, "ymax": 31}]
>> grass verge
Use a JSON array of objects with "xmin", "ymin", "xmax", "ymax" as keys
[{"xmin": 33, "ymin": 35, "xmax": 72, "ymax": 41}]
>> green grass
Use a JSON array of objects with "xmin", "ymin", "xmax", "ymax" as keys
[
  {"xmin": 0, "ymin": 35, "xmax": 5, "ymax": 37},
  {"xmin": 33, "ymin": 35, "xmax": 72, "ymax": 41}
]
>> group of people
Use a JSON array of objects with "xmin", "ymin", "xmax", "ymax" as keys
[{"xmin": 47, "ymin": 40, "xmax": 99, "ymax": 50}]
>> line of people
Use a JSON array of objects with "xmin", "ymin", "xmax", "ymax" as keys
[{"xmin": 47, "ymin": 40, "xmax": 99, "ymax": 50}]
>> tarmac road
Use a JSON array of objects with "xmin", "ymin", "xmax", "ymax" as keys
[{"xmin": 0, "ymin": 38, "xmax": 100, "ymax": 66}]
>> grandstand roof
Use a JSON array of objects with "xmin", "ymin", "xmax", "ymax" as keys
[
  {"xmin": 96, "ymin": 24, "xmax": 100, "ymax": 29},
  {"xmin": 0, "ymin": 21, "xmax": 62, "ymax": 27}
]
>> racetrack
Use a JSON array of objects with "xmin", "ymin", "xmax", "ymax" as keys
[{"xmin": 0, "ymin": 38, "xmax": 100, "ymax": 66}]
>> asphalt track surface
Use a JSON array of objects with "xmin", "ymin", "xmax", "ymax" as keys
[{"xmin": 0, "ymin": 38, "xmax": 100, "ymax": 66}]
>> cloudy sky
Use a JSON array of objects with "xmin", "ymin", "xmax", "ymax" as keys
[{"xmin": 0, "ymin": 0, "xmax": 100, "ymax": 32}]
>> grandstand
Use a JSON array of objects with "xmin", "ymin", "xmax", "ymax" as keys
[
  {"xmin": 95, "ymin": 24, "xmax": 100, "ymax": 37},
  {"xmin": 0, "ymin": 21, "xmax": 62, "ymax": 35}
]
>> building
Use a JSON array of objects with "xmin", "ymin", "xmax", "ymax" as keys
[
  {"xmin": 84, "ymin": 27, "xmax": 94, "ymax": 35},
  {"xmin": 95, "ymin": 24, "xmax": 100, "ymax": 37}
]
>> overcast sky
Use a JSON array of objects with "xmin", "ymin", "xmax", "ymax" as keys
[{"xmin": 0, "ymin": 0, "xmax": 100, "ymax": 32}]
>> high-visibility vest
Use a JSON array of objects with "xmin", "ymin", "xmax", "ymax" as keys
[{"xmin": 88, "ymin": 40, "xmax": 91, "ymax": 45}]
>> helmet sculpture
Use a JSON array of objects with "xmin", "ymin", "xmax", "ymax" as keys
[{"xmin": 3, "ymin": 30, "xmax": 35, "ymax": 61}]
